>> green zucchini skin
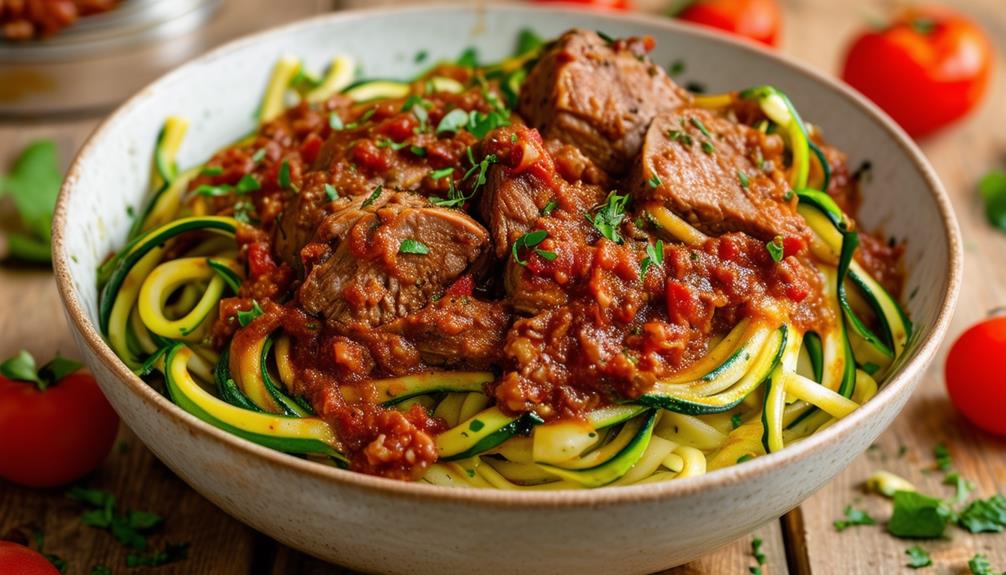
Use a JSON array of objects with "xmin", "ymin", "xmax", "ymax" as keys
[
  {"xmin": 98, "ymin": 216, "xmax": 238, "ymax": 335},
  {"xmin": 537, "ymin": 410, "xmax": 658, "ymax": 487},
  {"xmin": 260, "ymin": 336, "xmax": 313, "ymax": 417},
  {"xmin": 439, "ymin": 411, "xmax": 544, "ymax": 462},
  {"xmin": 214, "ymin": 348, "xmax": 262, "ymax": 412}
]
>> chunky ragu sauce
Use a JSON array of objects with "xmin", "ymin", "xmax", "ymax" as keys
[{"xmin": 193, "ymin": 33, "xmax": 902, "ymax": 479}]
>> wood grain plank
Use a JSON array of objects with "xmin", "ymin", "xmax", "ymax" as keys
[{"xmin": 783, "ymin": 0, "xmax": 1006, "ymax": 573}]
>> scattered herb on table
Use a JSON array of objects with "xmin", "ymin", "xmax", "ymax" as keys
[
  {"xmin": 126, "ymin": 543, "xmax": 189, "ymax": 568},
  {"xmin": 888, "ymin": 490, "xmax": 951, "ymax": 539},
  {"xmin": 978, "ymin": 169, "xmax": 1006, "ymax": 233},
  {"xmin": 0, "ymin": 139, "xmax": 63, "ymax": 263},
  {"xmin": 905, "ymin": 545, "xmax": 932, "ymax": 569},
  {"xmin": 750, "ymin": 537, "xmax": 766, "ymax": 566},
  {"xmin": 944, "ymin": 471, "xmax": 976, "ymax": 505},
  {"xmin": 957, "ymin": 494, "xmax": 1006, "ymax": 533},
  {"xmin": 33, "ymin": 529, "xmax": 67, "ymax": 573},
  {"xmin": 933, "ymin": 442, "xmax": 952, "ymax": 471},
  {"xmin": 969, "ymin": 554, "xmax": 1005, "ymax": 575},
  {"xmin": 833, "ymin": 505, "xmax": 877, "ymax": 532}
]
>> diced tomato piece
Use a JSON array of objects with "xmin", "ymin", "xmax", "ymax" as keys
[
  {"xmin": 299, "ymin": 133, "xmax": 324, "ymax": 166},
  {"xmin": 666, "ymin": 280, "xmax": 696, "ymax": 325},
  {"xmin": 379, "ymin": 114, "xmax": 417, "ymax": 142},
  {"xmin": 247, "ymin": 242, "xmax": 277, "ymax": 278},
  {"xmin": 782, "ymin": 236, "xmax": 805, "ymax": 259},
  {"xmin": 444, "ymin": 274, "xmax": 474, "ymax": 297},
  {"xmin": 352, "ymin": 140, "xmax": 391, "ymax": 172}
]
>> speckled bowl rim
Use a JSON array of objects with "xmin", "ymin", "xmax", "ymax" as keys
[{"xmin": 52, "ymin": 2, "xmax": 962, "ymax": 509}]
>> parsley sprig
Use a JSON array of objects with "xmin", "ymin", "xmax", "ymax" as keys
[
  {"xmin": 512, "ymin": 230, "xmax": 556, "ymax": 266},
  {"xmin": 585, "ymin": 191, "xmax": 630, "ymax": 244},
  {"xmin": 430, "ymin": 150, "xmax": 497, "ymax": 208}
]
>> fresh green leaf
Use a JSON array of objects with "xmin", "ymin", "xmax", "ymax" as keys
[
  {"xmin": 968, "ymin": 554, "xmax": 1002, "ymax": 575},
  {"xmin": 324, "ymin": 183, "xmax": 339, "ymax": 201},
  {"xmin": 399, "ymin": 239, "xmax": 430, "ymax": 255},
  {"xmin": 701, "ymin": 140, "xmax": 716, "ymax": 155},
  {"xmin": 430, "ymin": 153, "xmax": 496, "ymax": 208},
  {"xmin": 6, "ymin": 232, "xmax": 52, "ymax": 262},
  {"xmin": 541, "ymin": 200, "xmax": 558, "ymax": 216},
  {"xmin": 905, "ymin": 545, "xmax": 932, "ymax": 569},
  {"xmin": 125, "ymin": 543, "xmax": 189, "ymax": 568},
  {"xmin": 361, "ymin": 185, "xmax": 383, "ymax": 208},
  {"xmin": 666, "ymin": 129, "xmax": 693, "ymax": 146},
  {"xmin": 277, "ymin": 160, "xmax": 293, "ymax": 190},
  {"xmin": 410, "ymin": 145, "xmax": 427, "ymax": 157},
  {"xmin": 194, "ymin": 184, "xmax": 233, "ymax": 197},
  {"xmin": 251, "ymin": 148, "xmax": 267, "ymax": 163},
  {"xmin": 236, "ymin": 174, "xmax": 260, "ymax": 194},
  {"xmin": 833, "ymin": 505, "xmax": 877, "ymax": 532},
  {"xmin": 736, "ymin": 454, "xmax": 754, "ymax": 463},
  {"xmin": 0, "ymin": 140, "xmax": 62, "ymax": 255},
  {"xmin": 201, "ymin": 166, "xmax": 224, "ymax": 176},
  {"xmin": 957, "ymin": 494, "xmax": 1006, "ymax": 533},
  {"xmin": 766, "ymin": 236, "xmax": 785, "ymax": 263},
  {"xmin": 430, "ymin": 167, "xmax": 454, "ymax": 180},
  {"xmin": 535, "ymin": 249, "xmax": 557, "ymax": 261},
  {"xmin": 738, "ymin": 170, "xmax": 750, "ymax": 189},
  {"xmin": 436, "ymin": 108, "xmax": 470, "ymax": 134},
  {"xmin": 328, "ymin": 111, "xmax": 344, "ymax": 130},
  {"xmin": 67, "ymin": 486, "xmax": 116, "ymax": 509},
  {"xmin": 689, "ymin": 117, "xmax": 712, "ymax": 138},
  {"xmin": 515, "ymin": 28, "xmax": 544, "ymax": 56},
  {"xmin": 979, "ymin": 170, "xmax": 1006, "ymax": 232},
  {"xmin": 668, "ymin": 60, "xmax": 685, "ymax": 76},
  {"xmin": 512, "ymin": 230, "xmax": 548, "ymax": 266},
  {"xmin": 888, "ymin": 490, "xmax": 951, "ymax": 538},
  {"xmin": 236, "ymin": 300, "xmax": 264, "ymax": 327},
  {"xmin": 126, "ymin": 510, "xmax": 163, "ymax": 530},
  {"xmin": 640, "ymin": 239, "xmax": 664, "ymax": 280},
  {"xmin": 0, "ymin": 349, "xmax": 42, "ymax": 386},
  {"xmin": 466, "ymin": 109, "xmax": 510, "ymax": 139},
  {"xmin": 456, "ymin": 47, "xmax": 479, "ymax": 68},
  {"xmin": 376, "ymin": 137, "xmax": 410, "ymax": 151},
  {"xmin": 648, "ymin": 173, "xmax": 662, "ymax": 188},
  {"xmin": 944, "ymin": 471, "xmax": 976, "ymax": 505},
  {"xmin": 751, "ymin": 537, "xmax": 765, "ymax": 565},
  {"xmin": 585, "ymin": 191, "xmax": 630, "ymax": 244},
  {"xmin": 38, "ymin": 356, "xmax": 82, "ymax": 388},
  {"xmin": 933, "ymin": 443, "xmax": 952, "ymax": 471}
]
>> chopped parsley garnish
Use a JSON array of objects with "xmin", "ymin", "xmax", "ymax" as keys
[
  {"xmin": 639, "ymin": 239, "xmax": 664, "ymax": 280},
  {"xmin": 430, "ymin": 167, "xmax": 454, "ymax": 180},
  {"xmin": 888, "ymin": 490, "xmax": 951, "ymax": 538},
  {"xmin": 251, "ymin": 148, "xmax": 267, "ymax": 163},
  {"xmin": 410, "ymin": 145, "xmax": 426, "ymax": 157},
  {"xmin": 277, "ymin": 160, "xmax": 293, "ymax": 190},
  {"xmin": 751, "ymin": 537, "xmax": 766, "ymax": 565},
  {"xmin": 236, "ymin": 174, "xmax": 260, "ymax": 194},
  {"xmin": 701, "ymin": 140, "xmax": 716, "ymax": 155},
  {"xmin": 324, "ymin": 183, "xmax": 339, "ymax": 201},
  {"xmin": 436, "ymin": 108, "xmax": 470, "ymax": 134},
  {"xmin": 738, "ymin": 170, "xmax": 750, "ymax": 189},
  {"xmin": 376, "ymin": 137, "xmax": 410, "ymax": 151},
  {"xmin": 833, "ymin": 505, "xmax": 877, "ymax": 532},
  {"xmin": 666, "ymin": 129, "xmax": 693, "ymax": 146},
  {"xmin": 430, "ymin": 152, "xmax": 497, "ymax": 208},
  {"xmin": 585, "ymin": 191, "xmax": 630, "ymax": 244},
  {"xmin": 944, "ymin": 471, "xmax": 976, "ymax": 504},
  {"xmin": 957, "ymin": 494, "xmax": 1006, "ymax": 533},
  {"xmin": 456, "ymin": 47, "xmax": 479, "ymax": 68},
  {"xmin": 201, "ymin": 166, "xmax": 223, "ymax": 176},
  {"xmin": 236, "ymin": 300, "xmax": 264, "ymax": 327},
  {"xmin": 596, "ymin": 30, "xmax": 616, "ymax": 44},
  {"xmin": 126, "ymin": 543, "xmax": 189, "ymax": 568},
  {"xmin": 647, "ymin": 173, "xmax": 662, "ymax": 188},
  {"xmin": 466, "ymin": 108, "xmax": 511, "ymax": 139},
  {"xmin": 414, "ymin": 49, "xmax": 428, "ymax": 63},
  {"xmin": 516, "ymin": 28, "xmax": 544, "ymax": 55},
  {"xmin": 361, "ymin": 185, "xmax": 383, "ymax": 208},
  {"xmin": 933, "ymin": 443, "xmax": 952, "ymax": 471},
  {"xmin": 689, "ymin": 117, "xmax": 712, "ymax": 138},
  {"xmin": 67, "ymin": 486, "xmax": 166, "ymax": 551},
  {"xmin": 668, "ymin": 60, "xmax": 685, "ymax": 76},
  {"xmin": 328, "ymin": 111, "xmax": 344, "ymax": 130},
  {"xmin": 512, "ymin": 230, "xmax": 554, "ymax": 266},
  {"xmin": 194, "ymin": 184, "xmax": 232, "ymax": 197},
  {"xmin": 233, "ymin": 200, "xmax": 255, "ymax": 224},
  {"xmin": 905, "ymin": 545, "xmax": 932, "ymax": 569},
  {"xmin": 979, "ymin": 169, "xmax": 1006, "ymax": 233},
  {"xmin": 510, "ymin": 132, "xmax": 518, "ymax": 143},
  {"xmin": 731, "ymin": 413, "xmax": 743, "ymax": 429},
  {"xmin": 541, "ymin": 200, "xmax": 558, "ymax": 216},
  {"xmin": 766, "ymin": 236, "xmax": 785, "ymax": 262},
  {"xmin": 398, "ymin": 239, "xmax": 430, "ymax": 255},
  {"xmin": 968, "ymin": 554, "xmax": 1003, "ymax": 575},
  {"xmin": 345, "ymin": 107, "xmax": 377, "ymax": 130}
]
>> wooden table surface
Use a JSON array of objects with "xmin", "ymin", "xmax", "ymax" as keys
[{"xmin": 1, "ymin": 0, "xmax": 1004, "ymax": 573}]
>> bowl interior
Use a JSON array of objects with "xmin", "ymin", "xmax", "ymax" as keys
[{"xmin": 55, "ymin": 5, "xmax": 957, "ymax": 496}]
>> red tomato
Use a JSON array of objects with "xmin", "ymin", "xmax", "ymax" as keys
[
  {"xmin": 945, "ymin": 315, "xmax": 1006, "ymax": 437},
  {"xmin": 0, "ymin": 354, "xmax": 119, "ymax": 487},
  {"xmin": 0, "ymin": 542, "xmax": 60, "ymax": 575},
  {"xmin": 530, "ymin": 0, "xmax": 629, "ymax": 10},
  {"xmin": 675, "ymin": 0, "xmax": 781, "ymax": 47},
  {"xmin": 840, "ymin": 6, "xmax": 992, "ymax": 138}
]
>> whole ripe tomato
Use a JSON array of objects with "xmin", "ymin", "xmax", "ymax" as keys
[
  {"xmin": 841, "ymin": 6, "xmax": 992, "ymax": 138},
  {"xmin": 0, "ymin": 351, "xmax": 119, "ymax": 487},
  {"xmin": 675, "ymin": 0, "xmax": 781, "ymax": 47},
  {"xmin": 945, "ymin": 314, "xmax": 1006, "ymax": 437},
  {"xmin": 0, "ymin": 542, "xmax": 61, "ymax": 575},
  {"xmin": 530, "ymin": 0, "xmax": 629, "ymax": 10}
]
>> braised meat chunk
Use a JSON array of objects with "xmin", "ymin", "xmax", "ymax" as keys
[
  {"xmin": 384, "ymin": 296, "xmax": 511, "ymax": 369},
  {"xmin": 518, "ymin": 29, "xmax": 690, "ymax": 175},
  {"xmin": 629, "ymin": 108, "xmax": 809, "ymax": 241},
  {"xmin": 299, "ymin": 190, "xmax": 489, "ymax": 329}
]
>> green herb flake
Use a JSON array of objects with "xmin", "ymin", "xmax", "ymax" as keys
[
  {"xmin": 430, "ymin": 153, "xmax": 497, "ymax": 208},
  {"xmin": 751, "ymin": 537, "xmax": 766, "ymax": 565},
  {"xmin": 194, "ymin": 184, "xmax": 233, "ymax": 197},
  {"xmin": 668, "ymin": 60, "xmax": 685, "ymax": 76},
  {"xmin": 469, "ymin": 419, "xmax": 485, "ymax": 432},
  {"xmin": 456, "ymin": 47, "xmax": 479, "ymax": 68},
  {"xmin": 968, "ymin": 554, "xmax": 1002, "ymax": 575},
  {"xmin": 510, "ymin": 132, "xmax": 518, "ymax": 144},
  {"xmin": 585, "ymin": 191, "xmax": 631, "ymax": 244},
  {"xmin": 236, "ymin": 300, "xmax": 264, "ymax": 327},
  {"xmin": 944, "ymin": 471, "xmax": 976, "ymax": 505},
  {"xmin": 689, "ymin": 117, "xmax": 712, "ymax": 138},
  {"xmin": 466, "ymin": 108, "xmax": 511, "ymax": 139},
  {"xmin": 399, "ymin": 239, "xmax": 430, "ymax": 255},
  {"xmin": 251, "ymin": 148, "xmax": 267, "ymax": 163},
  {"xmin": 738, "ymin": 170, "xmax": 750, "ymax": 189},
  {"xmin": 640, "ymin": 239, "xmax": 664, "ymax": 281},
  {"xmin": 277, "ymin": 160, "xmax": 294, "ymax": 191},
  {"xmin": 512, "ymin": 229, "xmax": 549, "ymax": 266},
  {"xmin": 933, "ymin": 442, "xmax": 952, "ymax": 471},
  {"xmin": 905, "ymin": 545, "xmax": 932, "ymax": 569},
  {"xmin": 910, "ymin": 18, "xmax": 937, "ymax": 35},
  {"xmin": 541, "ymin": 200, "xmax": 558, "ymax": 216},
  {"xmin": 731, "ymin": 413, "xmax": 743, "ymax": 429},
  {"xmin": 414, "ymin": 50, "xmax": 428, "ymax": 63},
  {"xmin": 888, "ymin": 490, "xmax": 951, "ymax": 538},
  {"xmin": 701, "ymin": 140, "xmax": 716, "ymax": 155},
  {"xmin": 596, "ymin": 30, "xmax": 616, "ymax": 45},
  {"xmin": 361, "ymin": 184, "xmax": 383, "ymax": 208},
  {"xmin": 766, "ymin": 236, "xmax": 785, "ymax": 263},
  {"xmin": 376, "ymin": 137, "xmax": 410, "ymax": 151},
  {"xmin": 515, "ymin": 28, "xmax": 543, "ymax": 55},
  {"xmin": 126, "ymin": 542, "xmax": 189, "ymax": 568},
  {"xmin": 833, "ymin": 505, "xmax": 877, "ymax": 532},
  {"xmin": 430, "ymin": 167, "xmax": 454, "ymax": 180},
  {"xmin": 201, "ymin": 166, "xmax": 224, "ymax": 177},
  {"xmin": 324, "ymin": 183, "xmax": 339, "ymax": 201},
  {"xmin": 236, "ymin": 174, "xmax": 260, "ymax": 194},
  {"xmin": 979, "ymin": 170, "xmax": 1006, "ymax": 233},
  {"xmin": 436, "ymin": 108, "xmax": 470, "ymax": 134},
  {"xmin": 749, "ymin": 568, "xmax": 762, "ymax": 575},
  {"xmin": 410, "ymin": 145, "xmax": 427, "ymax": 157},
  {"xmin": 329, "ymin": 111, "xmax": 344, "ymax": 130},
  {"xmin": 647, "ymin": 173, "xmax": 662, "ymax": 188},
  {"xmin": 666, "ymin": 129, "xmax": 693, "ymax": 146},
  {"xmin": 957, "ymin": 494, "xmax": 1006, "ymax": 533}
]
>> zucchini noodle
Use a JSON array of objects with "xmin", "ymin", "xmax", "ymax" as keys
[{"xmin": 99, "ymin": 32, "xmax": 914, "ymax": 489}]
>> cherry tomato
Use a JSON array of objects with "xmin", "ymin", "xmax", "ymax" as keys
[
  {"xmin": 0, "ymin": 352, "xmax": 119, "ymax": 487},
  {"xmin": 840, "ymin": 6, "xmax": 992, "ymax": 138},
  {"xmin": 945, "ymin": 314, "xmax": 1006, "ymax": 437},
  {"xmin": 530, "ymin": 0, "xmax": 629, "ymax": 10},
  {"xmin": 0, "ymin": 542, "xmax": 61, "ymax": 575},
  {"xmin": 675, "ymin": 0, "xmax": 781, "ymax": 47}
]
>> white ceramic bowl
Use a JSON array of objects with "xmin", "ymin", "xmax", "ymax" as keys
[{"xmin": 53, "ymin": 5, "xmax": 962, "ymax": 574}]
